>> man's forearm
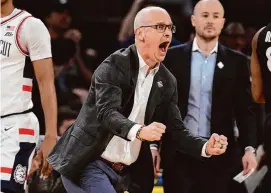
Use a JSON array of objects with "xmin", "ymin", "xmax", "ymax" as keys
[{"xmin": 39, "ymin": 80, "xmax": 58, "ymax": 137}]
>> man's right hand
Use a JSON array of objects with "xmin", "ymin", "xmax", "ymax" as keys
[
  {"xmin": 206, "ymin": 133, "xmax": 228, "ymax": 155},
  {"xmin": 139, "ymin": 122, "xmax": 166, "ymax": 141}
]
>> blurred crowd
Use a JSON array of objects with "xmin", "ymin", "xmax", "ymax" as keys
[{"xmin": 11, "ymin": 0, "xmax": 270, "ymax": 192}]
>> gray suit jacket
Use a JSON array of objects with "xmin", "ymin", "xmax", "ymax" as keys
[{"xmin": 47, "ymin": 44, "xmax": 207, "ymax": 192}]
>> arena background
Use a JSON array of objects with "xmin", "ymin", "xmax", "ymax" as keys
[{"xmin": 14, "ymin": 0, "xmax": 271, "ymax": 66}]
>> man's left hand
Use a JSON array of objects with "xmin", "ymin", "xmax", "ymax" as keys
[
  {"xmin": 33, "ymin": 135, "xmax": 57, "ymax": 179},
  {"xmin": 242, "ymin": 151, "xmax": 258, "ymax": 175},
  {"xmin": 151, "ymin": 149, "xmax": 161, "ymax": 176}
]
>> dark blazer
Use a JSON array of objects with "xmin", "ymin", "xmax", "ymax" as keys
[
  {"xmin": 161, "ymin": 42, "xmax": 257, "ymax": 172},
  {"xmin": 48, "ymin": 44, "xmax": 207, "ymax": 192}
]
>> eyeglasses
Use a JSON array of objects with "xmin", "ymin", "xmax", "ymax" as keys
[{"xmin": 139, "ymin": 24, "xmax": 176, "ymax": 33}]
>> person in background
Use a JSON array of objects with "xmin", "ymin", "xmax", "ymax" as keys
[{"xmin": 161, "ymin": 1, "xmax": 257, "ymax": 193}]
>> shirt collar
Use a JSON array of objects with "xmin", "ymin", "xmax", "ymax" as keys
[
  {"xmin": 0, "ymin": 8, "xmax": 18, "ymax": 21},
  {"xmin": 137, "ymin": 51, "xmax": 160, "ymax": 74},
  {"xmin": 192, "ymin": 37, "xmax": 218, "ymax": 54}
]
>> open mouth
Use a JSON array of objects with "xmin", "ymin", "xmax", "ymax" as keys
[{"xmin": 159, "ymin": 41, "xmax": 170, "ymax": 53}]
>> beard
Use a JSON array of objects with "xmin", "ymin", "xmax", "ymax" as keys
[{"xmin": 197, "ymin": 30, "xmax": 218, "ymax": 42}]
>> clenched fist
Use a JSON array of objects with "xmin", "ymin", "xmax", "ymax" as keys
[
  {"xmin": 206, "ymin": 133, "xmax": 228, "ymax": 155},
  {"xmin": 139, "ymin": 122, "xmax": 166, "ymax": 141}
]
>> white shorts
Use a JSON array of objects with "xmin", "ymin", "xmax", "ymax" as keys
[{"xmin": 1, "ymin": 112, "xmax": 39, "ymax": 192}]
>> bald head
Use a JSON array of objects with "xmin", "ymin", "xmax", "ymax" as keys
[
  {"xmin": 193, "ymin": 0, "xmax": 224, "ymax": 17},
  {"xmin": 133, "ymin": 6, "xmax": 173, "ymax": 67},
  {"xmin": 191, "ymin": 0, "xmax": 225, "ymax": 41},
  {"xmin": 134, "ymin": 6, "xmax": 170, "ymax": 31}
]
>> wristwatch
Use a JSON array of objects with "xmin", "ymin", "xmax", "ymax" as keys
[
  {"xmin": 136, "ymin": 126, "xmax": 145, "ymax": 141},
  {"xmin": 245, "ymin": 146, "xmax": 256, "ymax": 154}
]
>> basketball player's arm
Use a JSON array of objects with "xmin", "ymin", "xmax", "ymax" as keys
[
  {"xmin": 22, "ymin": 18, "xmax": 57, "ymax": 178},
  {"xmin": 251, "ymin": 28, "xmax": 265, "ymax": 103},
  {"xmin": 33, "ymin": 57, "xmax": 58, "ymax": 151},
  {"xmin": 32, "ymin": 59, "xmax": 57, "ymax": 141}
]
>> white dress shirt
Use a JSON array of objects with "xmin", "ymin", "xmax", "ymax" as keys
[{"xmin": 101, "ymin": 52, "xmax": 159, "ymax": 165}]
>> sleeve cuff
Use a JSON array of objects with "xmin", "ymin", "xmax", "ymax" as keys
[
  {"xmin": 150, "ymin": 144, "xmax": 158, "ymax": 150},
  {"xmin": 127, "ymin": 124, "xmax": 142, "ymax": 141},
  {"xmin": 245, "ymin": 146, "xmax": 256, "ymax": 153},
  {"xmin": 201, "ymin": 142, "xmax": 211, "ymax": 158}
]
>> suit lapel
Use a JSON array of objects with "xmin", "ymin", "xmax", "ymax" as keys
[
  {"xmin": 182, "ymin": 42, "xmax": 193, "ymax": 108},
  {"xmin": 212, "ymin": 44, "xmax": 227, "ymax": 96},
  {"xmin": 121, "ymin": 45, "xmax": 139, "ymax": 116},
  {"xmin": 211, "ymin": 44, "xmax": 228, "ymax": 133},
  {"xmin": 130, "ymin": 45, "xmax": 139, "ymax": 88},
  {"xmin": 129, "ymin": 45, "xmax": 165, "ymax": 124},
  {"xmin": 144, "ymin": 68, "xmax": 165, "ymax": 124}
]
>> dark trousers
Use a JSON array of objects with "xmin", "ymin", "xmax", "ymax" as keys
[
  {"xmin": 61, "ymin": 175, "xmax": 86, "ymax": 193},
  {"xmin": 163, "ymin": 153, "xmax": 233, "ymax": 193},
  {"xmin": 62, "ymin": 160, "xmax": 130, "ymax": 193}
]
